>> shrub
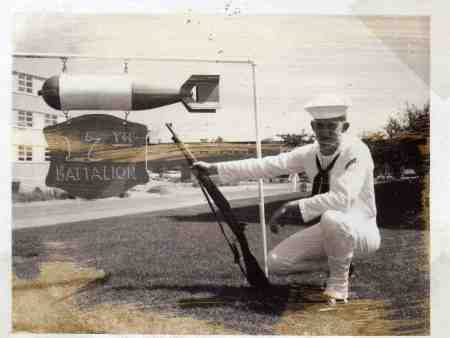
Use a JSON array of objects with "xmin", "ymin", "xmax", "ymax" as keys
[
  {"xmin": 12, "ymin": 181, "xmax": 20, "ymax": 194},
  {"xmin": 31, "ymin": 187, "xmax": 46, "ymax": 201},
  {"xmin": 146, "ymin": 185, "xmax": 171, "ymax": 195},
  {"xmin": 191, "ymin": 176, "xmax": 239, "ymax": 187},
  {"xmin": 12, "ymin": 187, "xmax": 72, "ymax": 203}
]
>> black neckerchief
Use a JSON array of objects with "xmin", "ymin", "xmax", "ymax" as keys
[{"xmin": 311, "ymin": 153, "xmax": 340, "ymax": 195}]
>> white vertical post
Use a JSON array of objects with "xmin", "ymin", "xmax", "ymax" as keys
[
  {"xmin": 145, "ymin": 128, "xmax": 150, "ymax": 172},
  {"xmin": 292, "ymin": 173, "xmax": 298, "ymax": 192},
  {"xmin": 251, "ymin": 61, "xmax": 269, "ymax": 278}
]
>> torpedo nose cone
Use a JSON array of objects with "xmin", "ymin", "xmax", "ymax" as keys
[{"xmin": 38, "ymin": 75, "xmax": 61, "ymax": 110}]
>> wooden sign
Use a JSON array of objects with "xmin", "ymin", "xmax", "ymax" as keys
[{"xmin": 44, "ymin": 114, "xmax": 149, "ymax": 199}]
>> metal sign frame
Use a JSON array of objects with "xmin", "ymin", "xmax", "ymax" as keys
[{"xmin": 13, "ymin": 53, "xmax": 270, "ymax": 278}]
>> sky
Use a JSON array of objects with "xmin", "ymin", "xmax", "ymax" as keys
[
  {"xmin": 9, "ymin": 0, "xmax": 431, "ymax": 15},
  {"xmin": 12, "ymin": 13, "xmax": 429, "ymax": 142}
]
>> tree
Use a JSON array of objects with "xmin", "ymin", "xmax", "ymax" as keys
[
  {"xmin": 277, "ymin": 130, "xmax": 315, "ymax": 148},
  {"xmin": 404, "ymin": 102, "xmax": 429, "ymax": 136},
  {"xmin": 385, "ymin": 116, "xmax": 404, "ymax": 139},
  {"xmin": 364, "ymin": 101, "xmax": 429, "ymax": 179},
  {"xmin": 384, "ymin": 102, "xmax": 429, "ymax": 139},
  {"xmin": 361, "ymin": 131, "xmax": 386, "ymax": 141}
]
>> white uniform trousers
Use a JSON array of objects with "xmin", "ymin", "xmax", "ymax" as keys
[{"xmin": 268, "ymin": 209, "xmax": 381, "ymax": 275}]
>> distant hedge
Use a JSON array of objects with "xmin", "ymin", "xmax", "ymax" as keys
[{"xmin": 375, "ymin": 179, "xmax": 426, "ymax": 230}]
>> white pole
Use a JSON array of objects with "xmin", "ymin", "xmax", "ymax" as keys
[
  {"xmin": 251, "ymin": 62, "xmax": 269, "ymax": 278},
  {"xmin": 292, "ymin": 174, "xmax": 298, "ymax": 192},
  {"xmin": 145, "ymin": 130, "xmax": 150, "ymax": 172}
]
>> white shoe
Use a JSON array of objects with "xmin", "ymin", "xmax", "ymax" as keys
[
  {"xmin": 323, "ymin": 288, "xmax": 348, "ymax": 304},
  {"xmin": 324, "ymin": 255, "xmax": 352, "ymax": 304}
]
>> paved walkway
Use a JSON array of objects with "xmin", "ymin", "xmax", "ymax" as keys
[{"xmin": 13, "ymin": 183, "xmax": 299, "ymax": 229}]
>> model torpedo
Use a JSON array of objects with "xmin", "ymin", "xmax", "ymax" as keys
[{"xmin": 38, "ymin": 74, "xmax": 220, "ymax": 112}]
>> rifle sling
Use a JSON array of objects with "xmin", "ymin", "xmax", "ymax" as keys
[
  {"xmin": 165, "ymin": 124, "xmax": 269, "ymax": 288},
  {"xmin": 198, "ymin": 180, "xmax": 248, "ymax": 279}
]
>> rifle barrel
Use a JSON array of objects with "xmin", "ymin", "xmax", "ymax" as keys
[
  {"xmin": 165, "ymin": 123, "xmax": 196, "ymax": 165},
  {"xmin": 165, "ymin": 123, "xmax": 270, "ymax": 289}
]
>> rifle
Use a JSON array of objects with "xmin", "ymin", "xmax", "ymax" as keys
[{"xmin": 166, "ymin": 123, "xmax": 270, "ymax": 289}]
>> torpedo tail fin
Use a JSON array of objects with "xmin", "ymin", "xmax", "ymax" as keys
[{"xmin": 181, "ymin": 75, "xmax": 220, "ymax": 113}]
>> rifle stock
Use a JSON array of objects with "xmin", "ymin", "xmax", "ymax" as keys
[{"xmin": 166, "ymin": 123, "xmax": 270, "ymax": 289}]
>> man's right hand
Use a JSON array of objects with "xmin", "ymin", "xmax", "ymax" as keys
[
  {"xmin": 269, "ymin": 200, "xmax": 302, "ymax": 234},
  {"xmin": 191, "ymin": 161, "xmax": 218, "ymax": 176}
]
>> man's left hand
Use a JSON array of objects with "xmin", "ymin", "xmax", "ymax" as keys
[{"xmin": 269, "ymin": 200, "xmax": 302, "ymax": 234}]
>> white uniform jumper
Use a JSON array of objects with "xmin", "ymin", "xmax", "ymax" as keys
[{"xmin": 216, "ymin": 134, "xmax": 381, "ymax": 299}]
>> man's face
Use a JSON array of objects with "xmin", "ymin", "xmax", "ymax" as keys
[{"xmin": 311, "ymin": 117, "xmax": 349, "ymax": 154}]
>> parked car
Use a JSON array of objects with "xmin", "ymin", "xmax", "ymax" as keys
[
  {"xmin": 163, "ymin": 170, "xmax": 182, "ymax": 179},
  {"xmin": 400, "ymin": 168, "xmax": 419, "ymax": 182},
  {"xmin": 375, "ymin": 174, "xmax": 394, "ymax": 183}
]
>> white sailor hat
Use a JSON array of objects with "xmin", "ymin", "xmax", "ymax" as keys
[{"xmin": 304, "ymin": 94, "xmax": 350, "ymax": 119}]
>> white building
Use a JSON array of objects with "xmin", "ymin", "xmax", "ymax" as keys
[{"xmin": 12, "ymin": 69, "xmax": 63, "ymax": 192}]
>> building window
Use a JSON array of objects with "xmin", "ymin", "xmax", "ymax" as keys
[
  {"xmin": 18, "ymin": 145, "xmax": 33, "ymax": 161},
  {"xmin": 17, "ymin": 73, "xmax": 33, "ymax": 93},
  {"xmin": 45, "ymin": 148, "xmax": 51, "ymax": 161},
  {"xmin": 44, "ymin": 113, "xmax": 58, "ymax": 126},
  {"xmin": 16, "ymin": 111, "xmax": 33, "ymax": 128}
]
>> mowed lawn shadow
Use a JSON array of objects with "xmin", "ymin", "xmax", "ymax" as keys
[
  {"xmin": 77, "ymin": 273, "xmax": 326, "ymax": 316},
  {"xmin": 168, "ymin": 192, "xmax": 305, "ymax": 226},
  {"xmin": 93, "ymin": 281, "xmax": 291, "ymax": 311},
  {"xmin": 169, "ymin": 181, "xmax": 427, "ymax": 230}
]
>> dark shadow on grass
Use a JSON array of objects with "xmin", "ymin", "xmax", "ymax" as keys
[
  {"xmin": 12, "ymin": 231, "xmax": 48, "ymax": 279},
  {"xmin": 78, "ymin": 275, "xmax": 328, "ymax": 316},
  {"xmin": 169, "ymin": 181, "xmax": 427, "ymax": 230},
  {"xmin": 76, "ymin": 276, "xmax": 332, "ymax": 335},
  {"xmin": 167, "ymin": 193, "xmax": 305, "ymax": 226}
]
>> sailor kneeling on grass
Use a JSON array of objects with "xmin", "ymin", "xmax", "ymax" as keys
[{"xmin": 193, "ymin": 94, "xmax": 381, "ymax": 304}]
